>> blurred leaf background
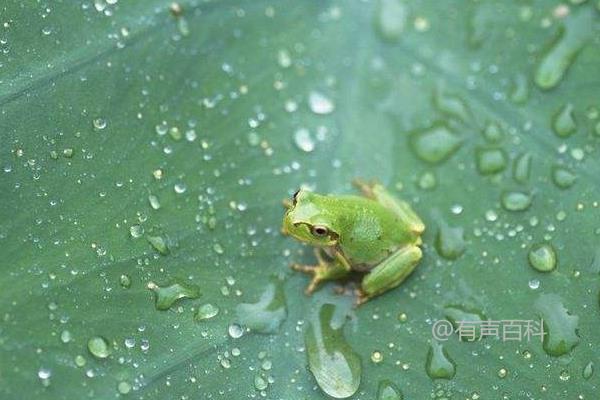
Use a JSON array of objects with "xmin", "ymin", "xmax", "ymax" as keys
[{"xmin": 1, "ymin": 0, "xmax": 599, "ymax": 398}]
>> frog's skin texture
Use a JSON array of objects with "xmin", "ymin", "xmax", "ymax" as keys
[{"xmin": 282, "ymin": 179, "xmax": 425, "ymax": 305}]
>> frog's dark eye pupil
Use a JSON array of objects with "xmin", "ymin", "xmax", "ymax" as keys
[{"xmin": 312, "ymin": 226, "xmax": 328, "ymax": 237}]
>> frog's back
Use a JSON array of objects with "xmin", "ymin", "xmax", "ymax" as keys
[{"xmin": 328, "ymin": 195, "xmax": 418, "ymax": 268}]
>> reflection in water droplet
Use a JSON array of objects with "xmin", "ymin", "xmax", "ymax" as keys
[
  {"xmin": 409, "ymin": 124, "xmax": 463, "ymax": 164},
  {"xmin": 228, "ymin": 323, "xmax": 244, "ymax": 338},
  {"xmin": 305, "ymin": 304, "xmax": 361, "ymax": 399},
  {"xmin": 235, "ymin": 281, "xmax": 287, "ymax": 333},
  {"xmin": 528, "ymin": 243, "xmax": 557, "ymax": 272},
  {"xmin": 147, "ymin": 280, "xmax": 201, "ymax": 311},
  {"xmin": 374, "ymin": 0, "xmax": 407, "ymax": 41},
  {"xmin": 552, "ymin": 104, "xmax": 577, "ymax": 137},
  {"xmin": 87, "ymin": 336, "xmax": 111, "ymax": 359},
  {"xmin": 535, "ymin": 294, "xmax": 579, "ymax": 356},
  {"xmin": 475, "ymin": 147, "xmax": 507, "ymax": 175},
  {"xmin": 377, "ymin": 380, "xmax": 403, "ymax": 400},
  {"xmin": 501, "ymin": 191, "xmax": 532, "ymax": 211},
  {"xmin": 425, "ymin": 341, "xmax": 456, "ymax": 379},
  {"xmin": 534, "ymin": 10, "xmax": 593, "ymax": 90}
]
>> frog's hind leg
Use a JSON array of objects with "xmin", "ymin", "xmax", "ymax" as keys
[
  {"xmin": 353, "ymin": 178, "xmax": 425, "ymax": 235},
  {"xmin": 357, "ymin": 244, "xmax": 422, "ymax": 306},
  {"xmin": 291, "ymin": 248, "xmax": 351, "ymax": 295}
]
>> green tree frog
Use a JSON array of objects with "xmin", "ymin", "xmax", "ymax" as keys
[{"xmin": 282, "ymin": 179, "xmax": 425, "ymax": 305}]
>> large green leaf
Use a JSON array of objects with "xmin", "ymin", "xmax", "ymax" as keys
[{"xmin": 1, "ymin": 0, "xmax": 599, "ymax": 398}]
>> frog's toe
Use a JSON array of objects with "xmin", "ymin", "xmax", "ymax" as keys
[
  {"xmin": 290, "ymin": 263, "xmax": 315, "ymax": 273},
  {"xmin": 353, "ymin": 289, "xmax": 371, "ymax": 307}
]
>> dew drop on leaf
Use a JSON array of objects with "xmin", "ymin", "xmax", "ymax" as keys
[
  {"xmin": 552, "ymin": 104, "xmax": 577, "ymax": 137},
  {"xmin": 409, "ymin": 124, "xmax": 463, "ymax": 164},
  {"xmin": 435, "ymin": 223, "xmax": 466, "ymax": 260},
  {"xmin": 528, "ymin": 243, "xmax": 557, "ymax": 272},
  {"xmin": 308, "ymin": 91, "xmax": 335, "ymax": 115},
  {"xmin": 146, "ymin": 235, "xmax": 169, "ymax": 255},
  {"xmin": 294, "ymin": 128, "xmax": 316, "ymax": 153},
  {"xmin": 87, "ymin": 336, "xmax": 111, "ymax": 359},
  {"xmin": 552, "ymin": 166, "xmax": 577, "ymax": 189},
  {"xmin": 377, "ymin": 379, "xmax": 403, "ymax": 400},
  {"xmin": 195, "ymin": 303, "xmax": 220, "ymax": 321},
  {"xmin": 475, "ymin": 147, "xmax": 507, "ymax": 175},
  {"xmin": 235, "ymin": 281, "xmax": 287, "ymax": 333},
  {"xmin": 147, "ymin": 281, "xmax": 200, "ymax": 311},
  {"xmin": 305, "ymin": 303, "xmax": 361, "ymax": 399},
  {"xmin": 425, "ymin": 341, "xmax": 456, "ymax": 379},
  {"xmin": 534, "ymin": 10, "xmax": 592, "ymax": 90},
  {"xmin": 374, "ymin": 0, "xmax": 406, "ymax": 41},
  {"xmin": 535, "ymin": 294, "xmax": 579, "ymax": 356},
  {"xmin": 501, "ymin": 191, "xmax": 532, "ymax": 211}
]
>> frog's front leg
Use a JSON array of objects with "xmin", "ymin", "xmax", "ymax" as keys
[
  {"xmin": 357, "ymin": 245, "xmax": 422, "ymax": 305},
  {"xmin": 291, "ymin": 248, "xmax": 351, "ymax": 294}
]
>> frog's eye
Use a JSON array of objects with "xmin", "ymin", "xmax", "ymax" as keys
[{"xmin": 311, "ymin": 225, "xmax": 329, "ymax": 238}]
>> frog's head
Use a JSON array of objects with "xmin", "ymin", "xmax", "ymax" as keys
[{"xmin": 282, "ymin": 188, "xmax": 340, "ymax": 247}]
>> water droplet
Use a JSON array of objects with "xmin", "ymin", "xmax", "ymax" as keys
[
  {"xmin": 534, "ymin": 10, "xmax": 593, "ymax": 90},
  {"xmin": 583, "ymin": 361, "xmax": 594, "ymax": 380},
  {"xmin": 305, "ymin": 304, "xmax": 361, "ymax": 399},
  {"xmin": 513, "ymin": 153, "xmax": 532, "ymax": 183},
  {"xmin": 467, "ymin": 5, "xmax": 488, "ymax": 48},
  {"xmin": 528, "ymin": 279, "xmax": 540, "ymax": 290},
  {"xmin": 146, "ymin": 235, "xmax": 169, "ymax": 255},
  {"xmin": 377, "ymin": 380, "xmax": 403, "ymax": 400},
  {"xmin": 117, "ymin": 381, "xmax": 132, "ymax": 394},
  {"xmin": 147, "ymin": 280, "xmax": 200, "ymax": 311},
  {"xmin": 552, "ymin": 166, "xmax": 576, "ymax": 189},
  {"xmin": 435, "ymin": 223, "xmax": 466, "ymax": 260},
  {"xmin": 38, "ymin": 368, "xmax": 51, "ymax": 380},
  {"xmin": 510, "ymin": 73, "xmax": 529, "ymax": 104},
  {"xmin": 74, "ymin": 355, "xmax": 86, "ymax": 367},
  {"xmin": 535, "ymin": 294, "xmax": 579, "ymax": 356},
  {"xmin": 418, "ymin": 171, "xmax": 437, "ymax": 190},
  {"xmin": 433, "ymin": 89, "xmax": 471, "ymax": 123},
  {"xmin": 528, "ymin": 243, "xmax": 557, "ymax": 272},
  {"xmin": 235, "ymin": 281, "xmax": 287, "ymax": 334},
  {"xmin": 409, "ymin": 124, "xmax": 463, "ymax": 164},
  {"xmin": 92, "ymin": 117, "xmax": 107, "ymax": 130},
  {"xmin": 475, "ymin": 147, "xmax": 508, "ymax": 175},
  {"xmin": 195, "ymin": 303, "xmax": 219, "ymax": 321},
  {"xmin": 483, "ymin": 121, "xmax": 504, "ymax": 142},
  {"xmin": 129, "ymin": 224, "xmax": 144, "ymax": 239},
  {"xmin": 309, "ymin": 91, "xmax": 335, "ymax": 115},
  {"xmin": 559, "ymin": 370, "xmax": 570, "ymax": 381},
  {"xmin": 228, "ymin": 323, "xmax": 244, "ymax": 339},
  {"xmin": 294, "ymin": 128, "xmax": 315, "ymax": 153},
  {"xmin": 501, "ymin": 191, "xmax": 532, "ymax": 211},
  {"xmin": 174, "ymin": 182, "xmax": 187, "ymax": 194},
  {"xmin": 254, "ymin": 374, "xmax": 268, "ymax": 391},
  {"xmin": 552, "ymin": 104, "xmax": 577, "ymax": 137},
  {"xmin": 425, "ymin": 341, "xmax": 456, "ymax": 379},
  {"xmin": 60, "ymin": 330, "xmax": 72, "ymax": 343},
  {"xmin": 374, "ymin": 0, "xmax": 407, "ymax": 41},
  {"xmin": 444, "ymin": 305, "xmax": 487, "ymax": 340},
  {"xmin": 498, "ymin": 367, "xmax": 508, "ymax": 379},
  {"xmin": 120, "ymin": 274, "xmax": 131, "ymax": 288},
  {"xmin": 371, "ymin": 351, "xmax": 383, "ymax": 363},
  {"xmin": 87, "ymin": 336, "xmax": 111, "ymax": 359}
]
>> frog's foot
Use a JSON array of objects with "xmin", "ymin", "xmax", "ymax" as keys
[
  {"xmin": 354, "ymin": 288, "xmax": 371, "ymax": 307},
  {"xmin": 291, "ymin": 259, "xmax": 350, "ymax": 295}
]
